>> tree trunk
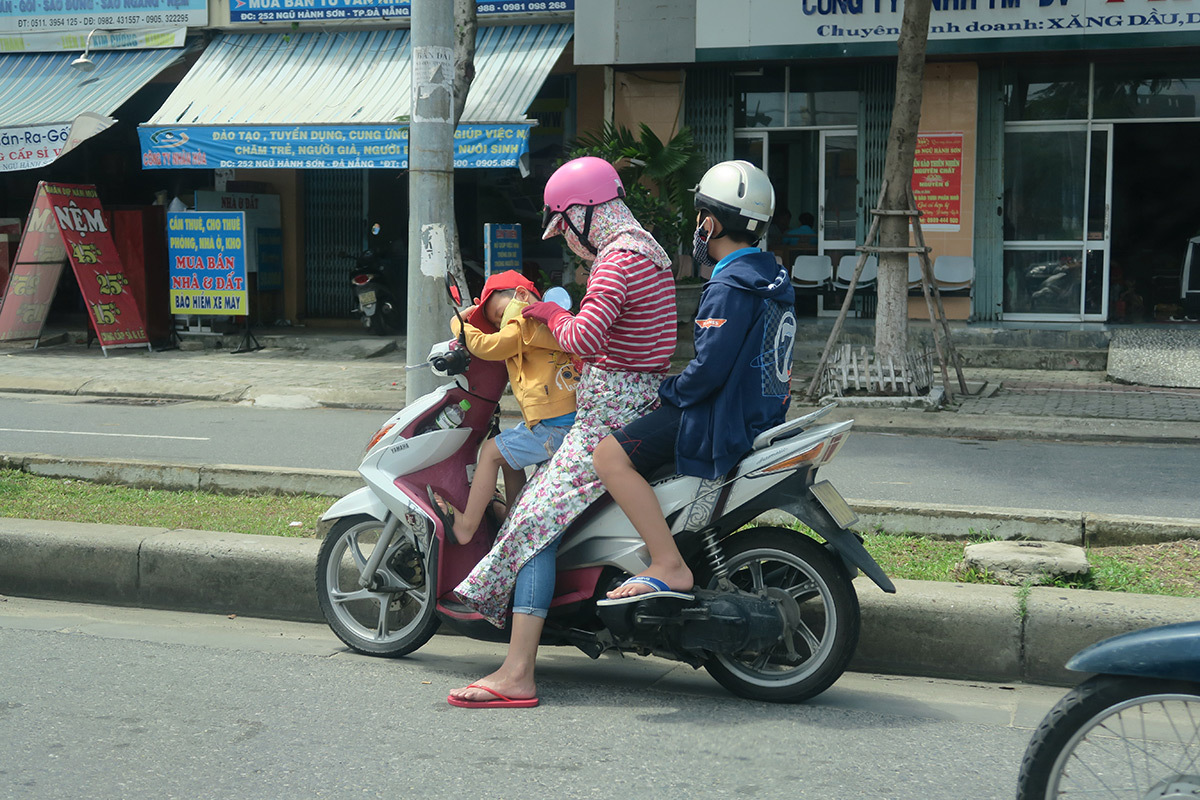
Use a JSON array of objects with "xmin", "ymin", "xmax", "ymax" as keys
[
  {"xmin": 874, "ymin": 0, "xmax": 933, "ymax": 362},
  {"xmin": 444, "ymin": 0, "xmax": 477, "ymax": 304}
]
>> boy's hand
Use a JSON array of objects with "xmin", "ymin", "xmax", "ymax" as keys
[
  {"xmin": 522, "ymin": 301, "xmax": 570, "ymax": 328},
  {"xmin": 459, "ymin": 304, "xmax": 479, "ymax": 321}
]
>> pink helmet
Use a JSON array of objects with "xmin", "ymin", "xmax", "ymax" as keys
[{"xmin": 541, "ymin": 157, "xmax": 625, "ymax": 252}]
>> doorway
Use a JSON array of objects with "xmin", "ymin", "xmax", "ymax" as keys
[{"xmin": 1109, "ymin": 122, "xmax": 1200, "ymax": 322}]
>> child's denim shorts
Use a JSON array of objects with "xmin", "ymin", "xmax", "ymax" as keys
[{"xmin": 495, "ymin": 419, "xmax": 573, "ymax": 469}]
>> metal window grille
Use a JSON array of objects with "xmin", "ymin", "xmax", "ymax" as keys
[
  {"xmin": 303, "ymin": 169, "xmax": 366, "ymax": 318},
  {"xmin": 685, "ymin": 66, "xmax": 734, "ymax": 167}
]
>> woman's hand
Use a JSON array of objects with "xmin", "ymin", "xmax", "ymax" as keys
[{"xmin": 522, "ymin": 301, "xmax": 570, "ymax": 328}]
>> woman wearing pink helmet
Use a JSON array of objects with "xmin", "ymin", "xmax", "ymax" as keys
[{"xmin": 448, "ymin": 156, "xmax": 678, "ymax": 708}]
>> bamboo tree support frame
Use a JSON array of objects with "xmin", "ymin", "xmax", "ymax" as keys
[{"xmin": 804, "ymin": 180, "xmax": 969, "ymax": 401}]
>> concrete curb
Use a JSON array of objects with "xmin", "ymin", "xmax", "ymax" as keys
[{"xmin": 3, "ymin": 518, "xmax": 1198, "ymax": 686}]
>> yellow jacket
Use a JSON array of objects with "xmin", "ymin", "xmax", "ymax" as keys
[{"xmin": 451, "ymin": 300, "xmax": 579, "ymax": 426}]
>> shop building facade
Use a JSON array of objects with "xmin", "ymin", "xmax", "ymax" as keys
[
  {"xmin": 1, "ymin": 2, "xmax": 588, "ymax": 334},
  {"xmin": 578, "ymin": 0, "xmax": 1200, "ymax": 325}
]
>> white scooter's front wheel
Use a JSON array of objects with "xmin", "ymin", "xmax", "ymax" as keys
[{"xmin": 316, "ymin": 514, "xmax": 440, "ymax": 657}]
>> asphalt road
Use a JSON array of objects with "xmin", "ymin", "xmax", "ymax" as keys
[
  {"xmin": 3, "ymin": 391, "xmax": 1199, "ymax": 518},
  {"xmin": 0, "ymin": 597, "xmax": 1064, "ymax": 800}
]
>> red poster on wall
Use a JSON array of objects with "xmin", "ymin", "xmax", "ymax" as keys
[
  {"xmin": 0, "ymin": 183, "xmax": 149, "ymax": 352},
  {"xmin": 911, "ymin": 133, "xmax": 963, "ymax": 232}
]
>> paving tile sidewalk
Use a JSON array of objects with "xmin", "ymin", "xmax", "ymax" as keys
[{"xmin": 956, "ymin": 369, "xmax": 1200, "ymax": 423}]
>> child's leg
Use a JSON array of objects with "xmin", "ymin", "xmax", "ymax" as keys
[
  {"xmin": 498, "ymin": 463, "xmax": 526, "ymax": 519},
  {"xmin": 450, "ymin": 437, "xmax": 507, "ymax": 545},
  {"xmin": 593, "ymin": 433, "xmax": 693, "ymax": 598}
]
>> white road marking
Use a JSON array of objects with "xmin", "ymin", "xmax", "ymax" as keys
[{"xmin": 0, "ymin": 427, "xmax": 209, "ymax": 441}]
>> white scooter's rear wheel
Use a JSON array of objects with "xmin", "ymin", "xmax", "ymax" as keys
[
  {"xmin": 700, "ymin": 527, "xmax": 860, "ymax": 703},
  {"xmin": 316, "ymin": 514, "xmax": 440, "ymax": 657}
]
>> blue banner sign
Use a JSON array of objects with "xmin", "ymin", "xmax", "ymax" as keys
[
  {"xmin": 229, "ymin": 0, "xmax": 571, "ymax": 24},
  {"xmin": 138, "ymin": 123, "xmax": 530, "ymax": 170},
  {"xmin": 484, "ymin": 223, "xmax": 522, "ymax": 277},
  {"xmin": 166, "ymin": 211, "xmax": 248, "ymax": 315}
]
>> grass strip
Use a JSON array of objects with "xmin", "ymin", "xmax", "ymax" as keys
[{"xmin": 0, "ymin": 469, "xmax": 330, "ymax": 539}]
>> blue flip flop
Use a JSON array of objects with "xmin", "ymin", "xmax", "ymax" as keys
[{"xmin": 597, "ymin": 575, "xmax": 694, "ymax": 606}]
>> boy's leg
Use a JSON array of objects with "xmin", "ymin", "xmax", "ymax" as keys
[
  {"xmin": 450, "ymin": 437, "xmax": 507, "ymax": 545},
  {"xmin": 499, "ymin": 463, "xmax": 526, "ymax": 513},
  {"xmin": 593, "ymin": 427, "xmax": 693, "ymax": 599}
]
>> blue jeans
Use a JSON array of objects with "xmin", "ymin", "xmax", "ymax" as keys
[{"xmin": 510, "ymin": 534, "xmax": 562, "ymax": 618}]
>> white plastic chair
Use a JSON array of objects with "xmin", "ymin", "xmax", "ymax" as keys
[
  {"xmin": 834, "ymin": 255, "xmax": 877, "ymax": 290},
  {"xmin": 791, "ymin": 255, "xmax": 833, "ymax": 291},
  {"xmin": 933, "ymin": 256, "xmax": 974, "ymax": 292}
]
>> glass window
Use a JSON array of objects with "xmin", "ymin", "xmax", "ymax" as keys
[
  {"xmin": 1004, "ymin": 130, "xmax": 1087, "ymax": 241},
  {"xmin": 1093, "ymin": 61, "xmax": 1200, "ymax": 119},
  {"xmin": 1003, "ymin": 66, "xmax": 1089, "ymax": 121},
  {"xmin": 788, "ymin": 71, "xmax": 858, "ymax": 127},
  {"xmin": 1003, "ymin": 250, "xmax": 1084, "ymax": 314},
  {"xmin": 735, "ymin": 68, "xmax": 785, "ymax": 128}
]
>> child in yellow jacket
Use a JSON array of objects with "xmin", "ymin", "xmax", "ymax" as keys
[{"xmin": 437, "ymin": 270, "xmax": 579, "ymax": 545}]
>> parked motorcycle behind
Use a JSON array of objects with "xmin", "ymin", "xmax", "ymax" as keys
[
  {"xmin": 347, "ymin": 223, "xmax": 405, "ymax": 335},
  {"xmin": 315, "ymin": 278, "xmax": 895, "ymax": 703},
  {"xmin": 1017, "ymin": 620, "xmax": 1200, "ymax": 799}
]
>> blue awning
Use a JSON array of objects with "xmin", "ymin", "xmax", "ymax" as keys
[
  {"xmin": 0, "ymin": 48, "xmax": 184, "ymax": 172},
  {"xmin": 138, "ymin": 24, "xmax": 572, "ymax": 170}
]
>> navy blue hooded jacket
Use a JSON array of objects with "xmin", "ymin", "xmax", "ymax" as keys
[{"xmin": 659, "ymin": 249, "xmax": 796, "ymax": 479}]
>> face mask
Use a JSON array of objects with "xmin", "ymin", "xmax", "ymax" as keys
[
  {"xmin": 692, "ymin": 224, "xmax": 715, "ymax": 270},
  {"xmin": 500, "ymin": 297, "xmax": 529, "ymax": 327}
]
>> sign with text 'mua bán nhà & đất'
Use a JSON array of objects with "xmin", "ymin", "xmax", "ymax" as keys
[{"xmin": 166, "ymin": 211, "xmax": 249, "ymax": 315}]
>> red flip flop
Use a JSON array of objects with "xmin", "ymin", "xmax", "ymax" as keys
[{"xmin": 446, "ymin": 684, "xmax": 539, "ymax": 708}]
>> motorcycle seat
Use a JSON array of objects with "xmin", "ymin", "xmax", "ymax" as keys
[{"xmin": 751, "ymin": 403, "xmax": 837, "ymax": 450}]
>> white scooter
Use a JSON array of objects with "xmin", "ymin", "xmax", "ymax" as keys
[{"xmin": 315, "ymin": 281, "xmax": 895, "ymax": 703}]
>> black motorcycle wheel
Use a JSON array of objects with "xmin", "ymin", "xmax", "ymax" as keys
[
  {"xmin": 315, "ymin": 514, "xmax": 440, "ymax": 657},
  {"xmin": 699, "ymin": 526, "xmax": 860, "ymax": 704},
  {"xmin": 1017, "ymin": 674, "xmax": 1200, "ymax": 800}
]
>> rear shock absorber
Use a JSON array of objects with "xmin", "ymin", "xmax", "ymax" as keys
[{"xmin": 700, "ymin": 525, "xmax": 729, "ymax": 582}]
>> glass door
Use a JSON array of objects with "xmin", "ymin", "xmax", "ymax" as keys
[
  {"xmin": 819, "ymin": 131, "xmax": 858, "ymax": 264},
  {"xmin": 1002, "ymin": 124, "xmax": 1112, "ymax": 320}
]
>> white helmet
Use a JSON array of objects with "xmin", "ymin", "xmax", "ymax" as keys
[{"xmin": 694, "ymin": 160, "xmax": 775, "ymax": 241}]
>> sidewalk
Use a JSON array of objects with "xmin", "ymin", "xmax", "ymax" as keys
[
  {"xmin": 2, "ymin": 329, "xmax": 1199, "ymax": 688},
  {"xmin": 4, "ymin": 329, "xmax": 1200, "ymax": 442}
]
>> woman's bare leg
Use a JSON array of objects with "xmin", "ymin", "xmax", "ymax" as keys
[{"xmin": 447, "ymin": 612, "xmax": 542, "ymax": 701}]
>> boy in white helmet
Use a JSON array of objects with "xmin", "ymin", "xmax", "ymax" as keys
[{"xmin": 593, "ymin": 160, "xmax": 797, "ymax": 602}]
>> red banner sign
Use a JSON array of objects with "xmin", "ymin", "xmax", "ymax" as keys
[
  {"xmin": 911, "ymin": 133, "xmax": 964, "ymax": 232},
  {"xmin": 0, "ymin": 183, "xmax": 149, "ymax": 350}
]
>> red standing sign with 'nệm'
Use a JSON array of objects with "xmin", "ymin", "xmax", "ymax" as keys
[{"xmin": 0, "ymin": 182, "xmax": 149, "ymax": 351}]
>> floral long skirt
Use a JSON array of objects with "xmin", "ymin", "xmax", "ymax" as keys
[{"xmin": 454, "ymin": 364, "xmax": 662, "ymax": 627}]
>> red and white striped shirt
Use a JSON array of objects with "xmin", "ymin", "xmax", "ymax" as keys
[{"xmin": 550, "ymin": 250, "xmax": 677, "ymax": 373}]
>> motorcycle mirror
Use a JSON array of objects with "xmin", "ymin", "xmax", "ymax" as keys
[
  {"xmin": 370, "ymin": 223, "xmax": 381, "ymax": 236},
  {"xmin": 543, "ymin": 286, "xmax": 572, "ymax": 311},
  {"xmin": 447, "ymin": 280, "xmax": 462, "ymax": 307}
]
